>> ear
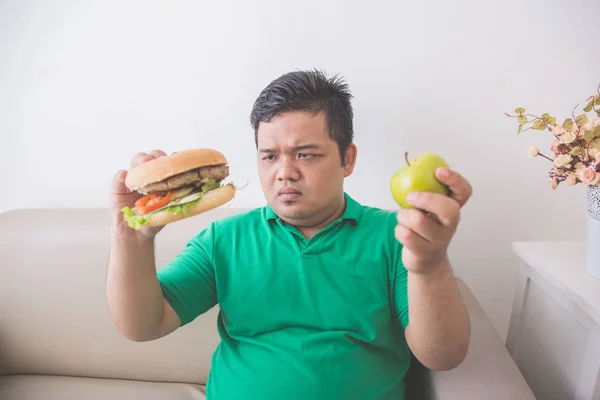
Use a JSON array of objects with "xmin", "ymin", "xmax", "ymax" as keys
[{"xmin": 343, "ymin": 143, "xmax": 357, "ymax": 177}]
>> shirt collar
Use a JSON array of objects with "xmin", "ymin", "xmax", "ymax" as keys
[{"xmin": 265, "ymin": 192, "xmax": 362, "ymax": 225}]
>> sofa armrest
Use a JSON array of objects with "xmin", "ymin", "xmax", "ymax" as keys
[{"xmin": 428, "ymin": 279, "xmax": 536, "ymax": 400}]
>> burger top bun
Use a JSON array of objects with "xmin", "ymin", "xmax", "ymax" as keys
[{"xmin": 125, "ymin": 148, "xmax": 228, "ymax": 192}]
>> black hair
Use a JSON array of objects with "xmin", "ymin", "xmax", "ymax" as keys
[{"xmin": 249, "ymin": 69, "xmax": 354, "ymax": 165}]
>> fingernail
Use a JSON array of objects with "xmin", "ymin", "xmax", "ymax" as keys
[
  {"xmin": 407, "ymin": 192, "xmax": 419, "ymax": 202},
  {"xmin": 438, "ymin": 167, "xmax": 450, "ymax": 178}
]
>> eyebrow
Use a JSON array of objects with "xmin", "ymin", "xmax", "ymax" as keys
[{"xmin": 259, "ymin": 143, "xmax": 321, "ymax": 154}]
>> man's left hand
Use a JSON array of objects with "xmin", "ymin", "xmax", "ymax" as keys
[{"xmin": 395, "ymin": 167, "xmax": 473, "ymax": 275}]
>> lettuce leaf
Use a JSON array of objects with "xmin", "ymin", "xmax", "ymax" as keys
[
  {"xmin": 121, "ymin": 207, "xmax": 153, "ymax": 230},
  {"xmin": 121, "ymin": 178, "xmax": 222, "ymax": 229}
]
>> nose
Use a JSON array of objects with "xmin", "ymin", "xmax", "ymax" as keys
[{"xmin": 276, "ymin": 158, "xmax": 300, "ymax": 182}]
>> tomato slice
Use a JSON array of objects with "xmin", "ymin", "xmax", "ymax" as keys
[
  {"xmin": 135, "ymin": 191, "xmax": 173, "ymax": 215},
  {"xmin": 134, "ymin": 196, "xmax": 150, "ymax": 209}
]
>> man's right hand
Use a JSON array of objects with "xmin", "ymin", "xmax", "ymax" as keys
[
  {"xmin": 107, "ymin": 149, "xmax": 183, "ymax": 342},
  {"xmin": 110, "ymin": 150, "xmax": 168, "ymax": 240}
]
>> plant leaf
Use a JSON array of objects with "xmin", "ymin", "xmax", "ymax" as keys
[
  {"xmin": 518, "ymin": 115, "xmax": 527, "ymax": 125},
  {"xmin": 541, "ymin": 113, "xmax": 556, "ymax": 126},
  {"xmin": 533, "ymin": 119, "xmax": 546, "ymax": 130},
  {"xmin": 584, "ymin": 131, "xmax": 594, "ymax": 142},
  {"xmin": 594, "ymin": 125, "xmax": 600, "ymax": 138},
  {"xmin": 583, "ymin": 96, "xmax": 600, "ymax": 112},
  {"xmin": 569, "ymin": 147, "xmax": 581, "ymax": 156},
  {"xmin": 563, "ymin": 118, "xmax": 574, "ymax": 130},
  {"xmin": 518, "ymin": 124, "xmax": 523, "ymax": 135},
  {"xmin": 515, "ymin": 107, "xmax": 525, "ymax": 114},
  {"xmin": 576, "ymin": 113, "xmax": 590, "ymax": 126}
]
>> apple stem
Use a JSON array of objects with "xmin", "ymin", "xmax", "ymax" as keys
[{"xmin": 405, "ymin": 152, "xmax": 411, "ymax": 166}]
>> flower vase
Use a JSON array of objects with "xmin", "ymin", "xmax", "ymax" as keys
[{"xmin": 587, "ymin": 185, "xmax": 600, "ymax": 278}]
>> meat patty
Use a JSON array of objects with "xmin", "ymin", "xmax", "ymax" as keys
[{"xmin": 141, "ymin": 164, "xmax": 229, "ymax": 193}]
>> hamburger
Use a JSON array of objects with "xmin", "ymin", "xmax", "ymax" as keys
[{"xmin": 121, "ymin": 148, "xmax": 235, "ymax": 229}]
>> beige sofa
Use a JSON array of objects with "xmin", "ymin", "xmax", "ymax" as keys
[{"xmin": 0, "ymin": 207, "xmax": 536, "ymax": 399}]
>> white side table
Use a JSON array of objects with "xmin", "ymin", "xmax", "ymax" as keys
[{"xmin": 507, "ymin": 241, "xmax": 600, "ymax": 400}]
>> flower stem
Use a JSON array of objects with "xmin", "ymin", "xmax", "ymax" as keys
[
  {"xmin": 572, "ymin": 102, "xmax": 581, "ymax": 129},
  {"xmin": 538, "ymin": 152, "xmax": 554, "ymax": 162},
  {"xmin": 405, "ymin": 152, "xmax": 411, "ymax": 166}
]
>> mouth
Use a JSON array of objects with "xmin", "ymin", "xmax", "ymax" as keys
[{"xmin": 278, "ymin": 188, "xmax": 302, "ymax": 200}]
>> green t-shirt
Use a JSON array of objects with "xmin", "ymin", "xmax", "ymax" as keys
[{"xmin": 157, "ymin": 192, "xmax": 410, "ymax": 399}]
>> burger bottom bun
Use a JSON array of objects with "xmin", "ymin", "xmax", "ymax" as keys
[{"xmin": 144, "ymin": 184, "xmax": 235, "ymax": 227}]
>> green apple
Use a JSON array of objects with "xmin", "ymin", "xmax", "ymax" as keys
[{"xmin": 390, "ymin": 152, "xmax": 450, "ymax": 208}]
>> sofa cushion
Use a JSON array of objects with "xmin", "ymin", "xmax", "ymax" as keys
[
  {"xmin": 0, "ymin": 208, "xmax": 243, "ymax": 382},
  {"xmin": 0, "ymin": 375, "xmax": 207, "ymax": 400}
]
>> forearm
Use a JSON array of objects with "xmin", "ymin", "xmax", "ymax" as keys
[
  {"xmin": 405, "ymin": 261, "xmax": 470, "ymax": 370},
  {"xmin": 106, "ymin": 235, "xmax": 165, "ymax": 341}
]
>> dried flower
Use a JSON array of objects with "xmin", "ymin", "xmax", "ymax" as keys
[
  {"xmin": 579, "ymin": 167, "xmax": 599, "ymax": 186},
  {"xmin": 559, "ymin": 131, "xmax": 577, "ymax": 144},
  {"xmin": 507, "ymin": 83, "xmax": 600, "ymax": 189},
  {"xmin": 550, "ymin": 140, "xmax": 561, "ymax": 155},
  {"xmin": 528, "ymin": 146, "xmax": 539, "ymax": 156},
  {"xmin": 553, "ymin": 154, "xmax": 572, "ymax": 168},
  {"xmin": 552, "ymin": 125, "xmax": 566, "ymax": 135}
]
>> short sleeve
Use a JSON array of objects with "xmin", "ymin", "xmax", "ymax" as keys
[
  {"xmin": 157, "ymin": 223, "xmax": 218, "ymax": 326},
  {"xmin": 389, "ymin": 214, "xmax": 409, "ymax": 329},
  {"xmin": 393, "ymin": 256, "xmax": 409, "ymax": 329}
]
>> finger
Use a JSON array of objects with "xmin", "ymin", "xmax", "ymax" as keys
[
  {"xmin": 435, "ymin": 167, "xmax": 473, "ymax": 207},
  {"xmin": 130, "ymin": 152, "xmax": 152, "ymax": 169},
  {"xmin": 111, "ymin": 169, "xmax": 131, "ymax": 195},
  {"xmin": 405, "ymin": 191, "xmax": 460, "ymax": 228},
  {"xmin": 149, "ymin": 149, "xmax": 167, "ymax": 159},
  {"xmin": 395, "ymin": 224, "xmax": 431, "ymax": 254},
  {"xmin": 396, "ymin": 209, "xmax": 441, "ymax": 243}
]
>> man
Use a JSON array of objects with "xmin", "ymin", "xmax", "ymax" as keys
[{"xmin": 107, "ymin": 69, "xmax": 472, "ymax": 399}]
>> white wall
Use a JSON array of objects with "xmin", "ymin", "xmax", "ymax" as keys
[{"xmin": 2, "ymin": 0, "xmax": 599, "ymax": 341}]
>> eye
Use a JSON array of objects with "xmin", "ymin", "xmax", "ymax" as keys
[
  {"xmin": 298, "ymin": 153, "xmax": 313, "ymax": 159},
  {"xmin": 263, "ymin": 155, "xmax": 276, "ymax": 161}
]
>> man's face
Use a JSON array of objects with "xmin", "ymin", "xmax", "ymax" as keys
[{"xmin": 256, "ymin": 110, "xmax": 356, "ymax": 228}]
